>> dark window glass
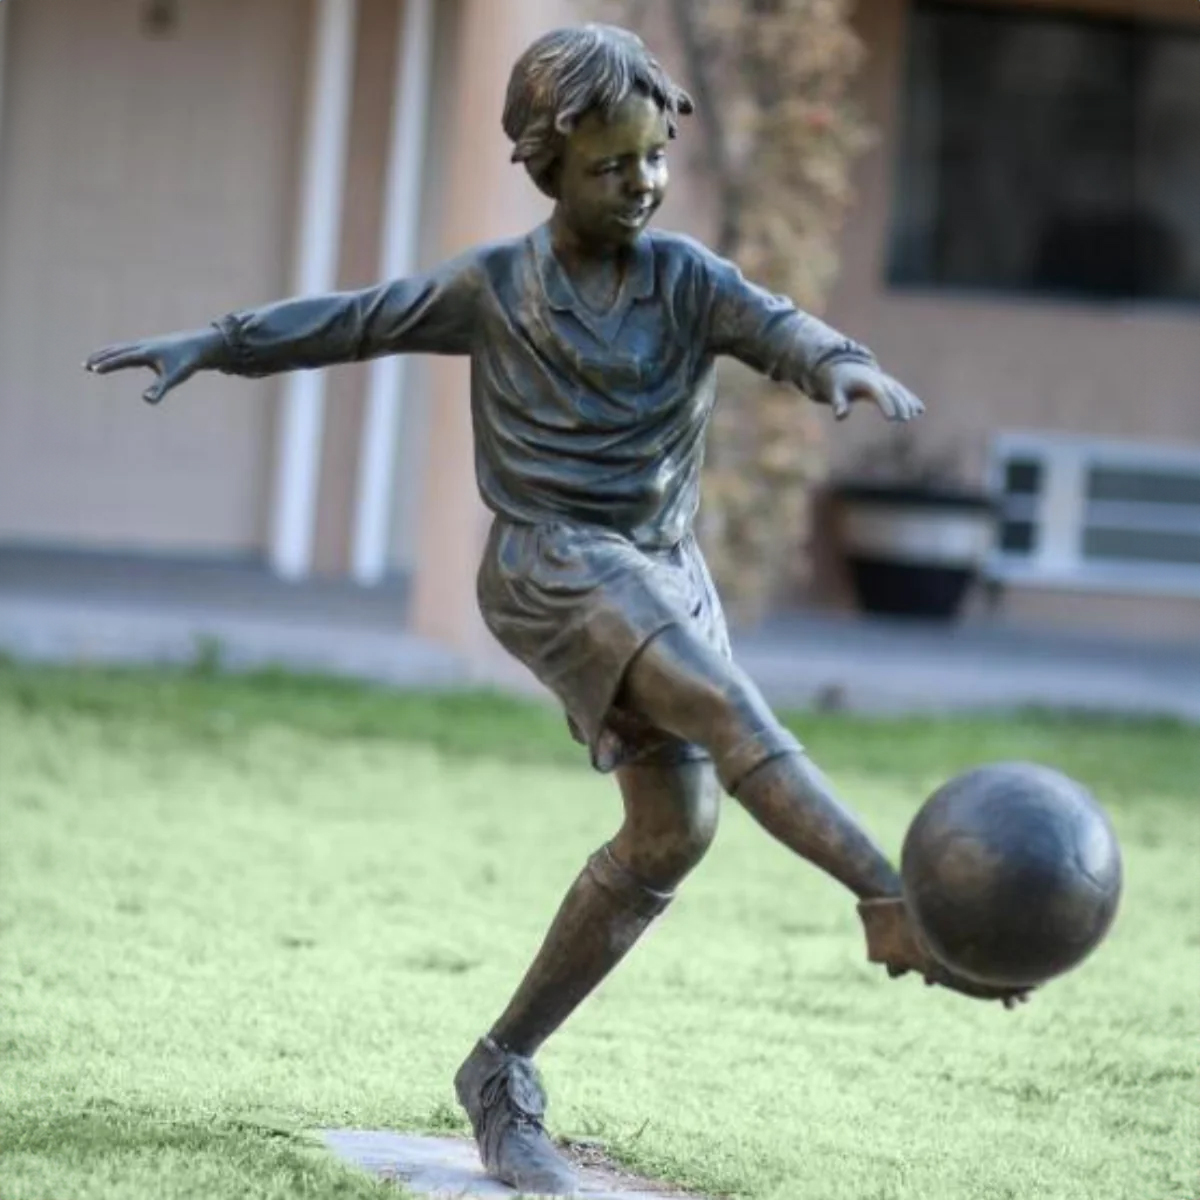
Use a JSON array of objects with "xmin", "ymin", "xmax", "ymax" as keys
[
  {"xmin": 1082, "ymin": 528, "xmax": 1200, "ymax": 565},
  {"xmin": 1004, "ymin": 458, "xmax": 1043, "ymax": 496},
  {"xmin": 999, "ymin": 520, "xmax": 1038, "ymax": 554},
  {"xmin": 1087, "ymin": 467, "xmax": 1200, "ymax": 506},
  {"xmin": 889, "ymin": 2, "xmax": 1200, "ymax": 303}
]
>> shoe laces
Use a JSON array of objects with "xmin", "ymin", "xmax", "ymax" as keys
[{"xmin": 480, "ymin": 1055, "xmax": 548, "ymax": 1133}]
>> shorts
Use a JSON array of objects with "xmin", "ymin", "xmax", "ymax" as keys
[{"xmin": 477, "ymin": 518, "xmax": 733, "ymax": 773}]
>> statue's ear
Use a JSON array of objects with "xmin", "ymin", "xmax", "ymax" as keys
[
  {"xmin": 534, "ymin": 158, "xmax": 563, "ymax": 201},
  {"xmin": 676, "ymin": 89, "xmax": 695, "ymax": 116}
]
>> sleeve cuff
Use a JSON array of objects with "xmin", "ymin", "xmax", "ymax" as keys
[
  {"xmin": 809, "ymin": 337, "xmax": 879, "ymax": 372},
  {"xmin": 212, "ymin": 315, "xmax": 257, "ymax": 376},
  {"xmin": 804, "ymin": 337, "xmax": 879, "ymax": 402}
]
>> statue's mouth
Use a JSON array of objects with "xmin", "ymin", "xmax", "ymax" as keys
[{"xmin": 613, "ymin": 204, "xmax": 653, "ymax": 228}]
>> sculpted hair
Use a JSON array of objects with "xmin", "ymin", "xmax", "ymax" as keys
[{"xmin": 502, "ymin": 24, "xmax": 694, "ymax": 198}]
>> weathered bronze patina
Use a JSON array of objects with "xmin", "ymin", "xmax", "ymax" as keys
[{"xmin": 87, "ymin": 25, "xmax": 1027, "ymax": 1196}]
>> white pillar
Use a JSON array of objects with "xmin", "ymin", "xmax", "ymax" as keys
[
  {"xmin": 269, "ymin": 0, "xmax": 358, "ymax": 580},
  {"xmin": 350, "ymin": 0, "xmax": 436, "ymax": 585}
]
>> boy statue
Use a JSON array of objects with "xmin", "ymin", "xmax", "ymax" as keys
[{"xmin": 87, "ymin": 24, "xmax": 1029, "ymax": 1197}]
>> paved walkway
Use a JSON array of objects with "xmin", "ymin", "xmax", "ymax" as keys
[
  {"xmin": 733, "ymin": 612, "xmax": 1200, "ymax": 721},
  {"xmin": 321, "ymin": 1130, "xmax": 697, "ymax": 1199},
  {"xmin": 1, "ymin": 547, "xmax": 1195, "ymax": 722}
]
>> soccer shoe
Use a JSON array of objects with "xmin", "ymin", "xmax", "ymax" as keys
[{"xmin": 453, "ymin": 1036, "xmax": 579, "ymax": 1196}]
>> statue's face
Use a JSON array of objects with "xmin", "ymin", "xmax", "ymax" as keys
[{"xmin": 556, "ymin": 91, "xmax": 669, "ymax": 249}]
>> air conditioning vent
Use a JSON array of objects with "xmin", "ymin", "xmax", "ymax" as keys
[{"xmin": 989, "ymin": 433, "xmax": 1200, "ymax": 596}]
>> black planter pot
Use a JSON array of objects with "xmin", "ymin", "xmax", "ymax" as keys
[{"xmin": 832, "ymin": 483, "xmax": 997, "ymax": 621}]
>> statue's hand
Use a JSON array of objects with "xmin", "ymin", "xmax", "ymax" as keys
[
  {"xmin": 85, "ymin": 327, "xmax": 228, "ymax": 405},
  {"xmin": 823, "ymin": 360, "xmax": 924, "ymax": 424},
  {"xmin": 857, "ymin": 896, "xmax": 1033, "ymax": 1010}
]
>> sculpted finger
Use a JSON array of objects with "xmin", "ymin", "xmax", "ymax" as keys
[
  {"xmin": 143, "ymin": 370, "xmax": 176, "ymax": 405},
  {"xmin": 84, "ymin": 344, "xmax": 126, "ymax": 371},
  {"xmin": 143, "ymin": 361, "xmax": 192, "ymax": 405},
  {"xmin": 890, "ymin": 382, "xmax": 925, "ymax": 421},
  {"xmin": 830, "ymin": 385, "xmax": 851, "ymax": 421},
  {"xmin": 873, "ymin": 384, "xmax": 899, "ymax": 420},
  {"xmin": 87, "ymin": 345, "xmax": 153, "ymax": 374},
  {"xmin": 883, "ymin": 383, "xmax": 914, "ymax": 422}
]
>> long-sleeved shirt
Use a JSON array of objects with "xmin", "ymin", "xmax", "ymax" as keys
[{"xmin": 215, "ymin": 223, "xmax": 874, "ymax": 549}]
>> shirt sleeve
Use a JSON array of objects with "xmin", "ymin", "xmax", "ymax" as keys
[
  {"xmin": 213, "ymin": 249, "xmax": 482, "ymax": 378},
  {"xmin": 699, "ymin": 247, "xmax": 877, "ymax": 402}
]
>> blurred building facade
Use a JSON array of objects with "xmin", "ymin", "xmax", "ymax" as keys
[{"xmin": 0, "ymin": 0, "xmax": 1197, "ymax": 671}]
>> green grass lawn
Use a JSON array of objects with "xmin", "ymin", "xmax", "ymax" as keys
[{"xmin": 2, "ymin": 660, "xmax": 1198, "ymax": 1200}]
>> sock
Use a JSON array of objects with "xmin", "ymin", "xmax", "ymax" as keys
[{"xmin": 487, "ymin": 845, "xmax": 672, "ymax": 1057}]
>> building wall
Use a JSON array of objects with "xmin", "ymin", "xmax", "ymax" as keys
[
  {"xmin": 398, "ymin": 0, "xmax": 1200, "ymax": 647},
  {"xmin": 308, "ymin": 0, "xmax": 472, "ymax": 583},
  {"xmin": 387, "ymin": 0, "xmax": 466, "ymax": 579},
  {"xmin": 303, "ymin": 0, "xmax": 473, "ymax": 584},
  {"xmin": 0, "ymin": 0, "xmax": 307, "ymax": 555},
  {"xmin": 2, "ymin": 0, "xmax": 1195, "ymax": 649},
  {"xmin": 810, "ymin": 0, "xmax": 1200, "ymax": 637},
  {"xmin": 311, "ymin": 0, "xmax": 402, "ymax": 577},
  {"xmin": 825, "ymin": 0, "xmax": 1200, "ymax": 478},
  {"xmin": 406, "ymin": 0, "xmax": 570, "ymax": 669}
]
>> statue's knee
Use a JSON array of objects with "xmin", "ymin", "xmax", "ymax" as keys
[
  {"xmin": 624, "ymin": 777, "xmax": 719, "ymax": 887},
  {"xmin": 629, "ymin": 820, "xmax": 714, "ymax": 890},
  {"xmin": 681, "ymin": 786, "xmax": 720, "ymax": 866}
]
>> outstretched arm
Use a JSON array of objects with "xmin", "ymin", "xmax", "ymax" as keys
[
  {"xmin": 702, "ymin": 252, "xmax": 924, "ymax": 423},
  {"xmin": 86, "ymin": 251, "xmax": 482, "ymax": 405}
]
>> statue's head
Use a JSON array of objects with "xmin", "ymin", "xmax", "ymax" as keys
[{"xmin": 503, "ymin": 24, "xmax": 693, "ymax": 247}]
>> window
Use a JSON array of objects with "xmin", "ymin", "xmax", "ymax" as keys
[
  {"xmin": 989, "ymin": 433, "xmax": 1200, "ymax": 595},
  {"xmin": 889, "ymin": 2, "xmax": 1200, "ymax": 304}
]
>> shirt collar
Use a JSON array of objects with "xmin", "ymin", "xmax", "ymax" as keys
[{"xmin": 532, "ymin": 222, "xmax": 656, "ymax": 335}]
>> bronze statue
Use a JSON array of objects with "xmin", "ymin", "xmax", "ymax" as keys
[{"xmin": 87, "ymin": 25, "xmax": 1029, "ymax": 1197}]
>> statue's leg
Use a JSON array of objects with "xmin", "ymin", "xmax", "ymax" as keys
[
  {"xmin": 454, "ymin": 760, "xmax": 718, "ymax": 1196},
  {"xmin": 619, "ymin": 624, "xmax": 902, "ymax": 902},
  {"xmin": 490, "ymin": 758, "xmax": 718, "ymax": 1054}
]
